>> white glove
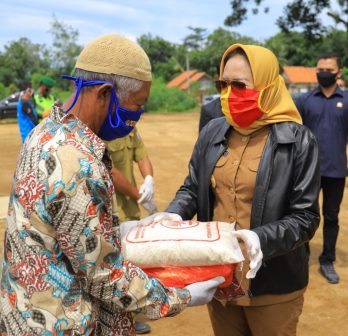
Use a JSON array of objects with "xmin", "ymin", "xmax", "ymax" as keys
[
  {"xmin": 138, "ymin": 212, "xmax": 183, "ymax": 226},
  {"xmin": 231, "ymin": 229, "xmax": 263, "ymax": 279},
  {"xmin": 120, "ymin": 220, "xmax": 139, "ymax": 240},
  {"xmin": 138, "ymin": 175, "xmax": 154, "ymax": 203},
  {"xmin": 140, "ymin": 198, "xmax": 158, "ymax": 215},
  {"xmin": 185, "ymin": 277, "xmax": 225, "ymax": 307}
]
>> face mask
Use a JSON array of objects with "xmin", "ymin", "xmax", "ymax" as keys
[
  {"xmin": 98, "ymin": 88, "xmax": 143, "ymax": 140},
  {"xmin": 317, "ymin": 71, "xmax": 338, "ymax": 88},
  {"xmin": 62, "ymin": 75, "xmax": 143, "ymax": 140},
  {"xmin": 220, "ymin": 84, "xmax": 263, "ymax": 128}
]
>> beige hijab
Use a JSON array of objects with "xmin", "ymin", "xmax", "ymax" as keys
[{"xmin": 220, "ymin": 44, "xmax": 302, "ymax": 135}]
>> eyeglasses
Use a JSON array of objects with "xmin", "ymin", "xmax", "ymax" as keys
[{"xmin": 215, "ymin": 80, "xmax": 247, "ymax": 91}]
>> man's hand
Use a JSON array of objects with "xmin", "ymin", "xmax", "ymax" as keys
[
  {"xmin": 231, "ymin": 229, "xmax": 263, "ymax": 279},
  {"xmin": 138, "ymin": 212, "xmax": 183, "ymax": 226},
  {"xmin": 185, "ymin": 277, "xmax": 225, "ymax": 307},
  {"xmin": 138, "ymin": 175, "xmax": 154, "ymax": 203}
]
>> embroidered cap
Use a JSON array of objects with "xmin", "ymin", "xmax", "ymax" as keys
[{"xmin": 75, "ymin": 34, "xmax": 152, "ymax": 81}]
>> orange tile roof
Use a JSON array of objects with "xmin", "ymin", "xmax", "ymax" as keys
[
  {"xmin": 167, "ymin": 70, "xmax": 209, "ymax": 90},
  {"xmin": 179, "ymin": 71, "xmax": 206, "ymax": 90},
  {"xmin": 283, "ymin": 66, "xmax": 317, "ymax": 84},
  {"xmin": 167, "ymin": 70, "xmax": 198, "ymax": 89}
]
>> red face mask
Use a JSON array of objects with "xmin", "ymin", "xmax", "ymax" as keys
[{"xmin": 221, "ymin": 85, "xmax": 263, "ymax": 128}]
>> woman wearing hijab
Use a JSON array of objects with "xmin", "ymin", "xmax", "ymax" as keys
[{"xmin": 165, "ymin": 44, "xmax": 321, "ymax": 335}]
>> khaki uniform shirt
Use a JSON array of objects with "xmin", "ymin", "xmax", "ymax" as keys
[
  {"xmin": 105, "ymin": 128, "xmax": 147, "ymax": 222},
  {"xmin": 212, "ymin": 126, "xmax": 304, "ymax": 306}
]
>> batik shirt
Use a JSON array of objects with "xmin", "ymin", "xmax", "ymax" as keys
[{"xmin": 0, "ymin": 106, "xmax": 190, "ymax": 335}]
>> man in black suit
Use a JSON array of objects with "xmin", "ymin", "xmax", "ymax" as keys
[
  {"xmin": 198, "ymin": 97, "xmax": 223, "ymax": 132},
  {"xmin": 198, "ymin": 65, "xmax": 223, "ymax": 132}
]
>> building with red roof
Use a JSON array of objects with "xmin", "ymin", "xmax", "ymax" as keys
[
  {"xmin": 167, "ymin": 70, "xmax": 213, "ymax": 91},
  {"xmin": 282, "ymin": 66, "xmax": 318, "ymax": 96}
]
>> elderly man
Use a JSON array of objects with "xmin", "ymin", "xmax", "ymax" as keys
[{"xmin": 0, "ymin": 34, "xmax": 223, "ymax": 335}]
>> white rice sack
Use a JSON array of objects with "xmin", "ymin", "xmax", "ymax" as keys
[{"xmin": 121, "ymin": 220, "xmax": 244, "ymax": 267}]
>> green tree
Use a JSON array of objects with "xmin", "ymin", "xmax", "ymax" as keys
[
  {"xmin": 49, "ymin": 16, "xmax": 82, "ymax": 83},
  {"xmin": 265, "ymin": 31, "xmax": 319, "ymax": 66},
  {"xmin": 0, "ymin": 83, "xmax": 8, "ymax": 99},
  {"xmin": 185, "ymin": 28, "xmax": 260, "ymax": 78},
  {"xmin": 318, "ymin": 28, "xmax": 347, "ymax": 62},
  {"xmin": 204, "ymin": 28, "xmax": 260, "ymax": 76},
  {"xmin": 277, "ymin": 1, "xmax": 347, "ymax": 39},
  {"xmin": 265, "ymin": 28, "xmax": 347, "ymax": 67},
  {"xmin": 137, "ymin": 34, "xmax": 179, "ymax": 81},
  {"xmin": 225, "ymin": 0, "xmax": 348, "ymax": 66},
  {"xmin": 7, "ymin": 83, "xmax": 19, "ymax": 95},
  {"xmin": 0, "ymin": 38, "xmax": 50, "ymax": 87},
  {"xmin": 183, "ymin": 27, "xmax": 207, "ymax": 51},
  {"xmin": 224, "ymin": 0, "xmax": 269, "ymax": 26}
]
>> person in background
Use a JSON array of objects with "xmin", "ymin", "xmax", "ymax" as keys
[
  {"xmin": 106, "ymin": 128, "xmax": 157, "ymax": 222},
  {"xmin": 296, "ymin": 52, "xmax": 348, "ymax": 284},
  {"xmin": 163, "ymin": 44, "xmax": 320, "ymax": 335},
  {"xmin": 198, "ymin": 65, "xmax": 223, "ymax": 132},
  {"xmin": 33, "ymin": 75, "xmax": 57, "ymax": 121},
  {"xmin": 337, "ymin": 77, "xmax": 346, "ymax": 90},
  {"xmin": 16, "ymin": 80, "xmax": 39, "ymax": 142},
  {"xmin": 105, "ymin": 128, "xmax": 157, "ymax": 334},
  {"xmin": 0, "ymin": 34, "xmax": 224, "ymax": 335}
]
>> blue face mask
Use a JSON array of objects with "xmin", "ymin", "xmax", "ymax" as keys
[{"xmin": 62, "ymin": 75, "xmax": 144, "ymax": 140}]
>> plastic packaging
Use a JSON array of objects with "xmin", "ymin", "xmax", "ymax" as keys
[
  {"xmin": 143, "ymin": 264, "xmax": 237, "ymax": 288},
  {"xmin": 122, "ymin": 220, "xmax": 244, "ymax": 267}
]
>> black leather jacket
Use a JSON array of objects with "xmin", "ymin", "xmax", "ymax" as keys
[{"xmin": 167, "ymin": 118, "xmax": 320, "ymax": 296}]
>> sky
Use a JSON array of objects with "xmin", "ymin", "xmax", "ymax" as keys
[{"xmin": 0, "ymin": 0, "xmax": 290, "ymax": 49}]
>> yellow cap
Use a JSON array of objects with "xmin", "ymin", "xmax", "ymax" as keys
[{"xmin": 76, "ymin": 34, "xmax": 152, "ymax": 81}]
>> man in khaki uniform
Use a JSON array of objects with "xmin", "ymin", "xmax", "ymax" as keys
[{"xmin": 106, "ymin": 127, "xmax": 157, "ymax": 223}]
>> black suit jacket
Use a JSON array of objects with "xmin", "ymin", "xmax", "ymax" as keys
[{"xmin": 198, "ymin": 98, "xmax": 223, "ymax": 132}]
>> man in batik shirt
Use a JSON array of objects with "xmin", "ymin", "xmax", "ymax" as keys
[{"xmin": 0, "ymin": 34, "xmax": 223, "ymax": 335}]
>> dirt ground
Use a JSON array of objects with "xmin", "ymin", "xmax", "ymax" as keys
[{"xmin": 0, "ymin": 113, "xmax": 347, "ymax": 336}]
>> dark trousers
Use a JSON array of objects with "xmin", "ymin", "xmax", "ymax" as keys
[{"xmin": 319, "ymin": 176, "xmax": 345, "ymax": 264}]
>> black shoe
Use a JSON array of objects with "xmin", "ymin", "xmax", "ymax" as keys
[
  {"xmin": 134, "ymin": 322, "xmax": 151, "ymax": 334},
  {"xmin": 319, "ymin": 263, "xmax": 340, "ymax": 284}
]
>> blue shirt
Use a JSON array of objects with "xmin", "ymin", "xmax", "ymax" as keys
[
  {"xmin": 17, "ymin": 97, "xmax": 38, "ymax": 142},
  {"xmin": 295, "ymin": 86, "xmax": 348, "ymax": 178}
]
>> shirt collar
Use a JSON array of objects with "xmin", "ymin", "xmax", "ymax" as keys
[
  {"xmin": 49, "ymin": 105, "xmax": 106, "ymax": 161},
  {"xmin": 313, "ymin": 85, "xmax": 344, "ymax": 98}
]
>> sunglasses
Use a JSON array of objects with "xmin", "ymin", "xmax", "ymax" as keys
[{"xmin": 215, "ymin": 80, "xmax": 247, "ymax": 91}]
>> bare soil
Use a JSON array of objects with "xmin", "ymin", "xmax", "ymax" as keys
[{"xmin": 0, "ymin": 113, "xmax": 347, "ymax": 336}]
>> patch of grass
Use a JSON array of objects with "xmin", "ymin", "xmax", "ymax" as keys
[{"xmin": 145, "ymin": 78, "xmax": 198, "ymax": 113}]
